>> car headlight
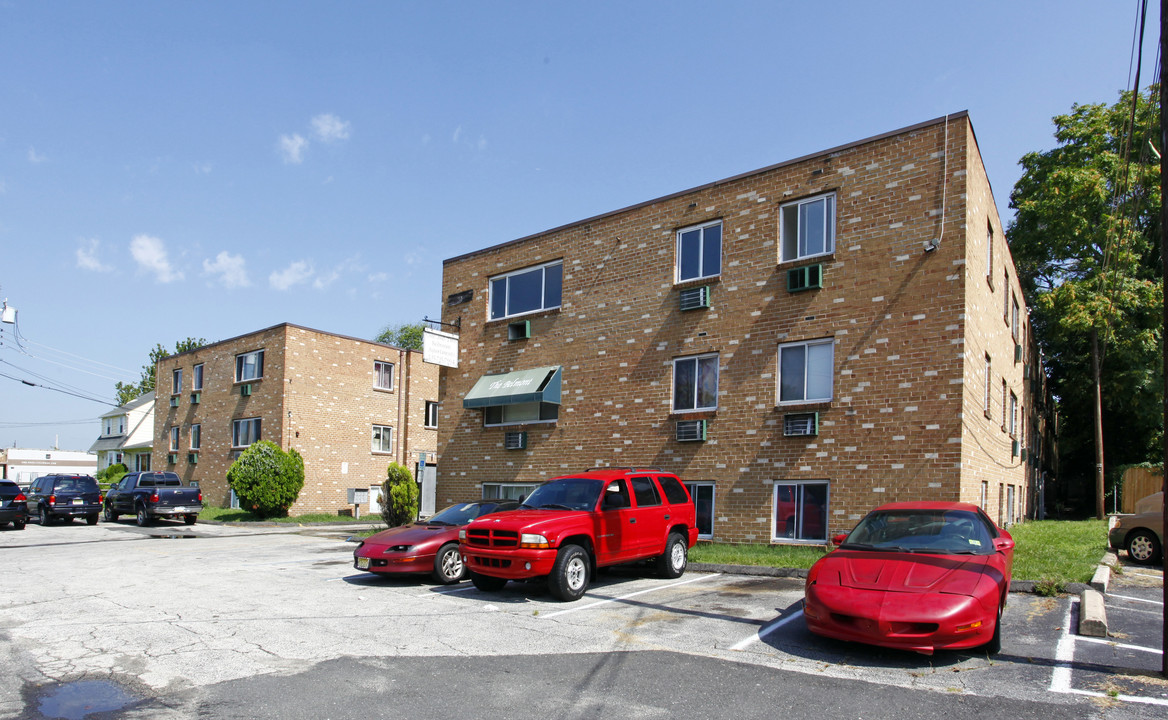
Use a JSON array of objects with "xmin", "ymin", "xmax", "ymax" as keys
[
  {"xmin": 459, "ymin": 529, "xmax": 467, "ymax": 541},
  {"xmin": 520, "ymin": 533, "xmax": 550, "ymax": 549},
  {"xmin": 385, "ymin": 545, "xmax": 412, "ymax": 553}
]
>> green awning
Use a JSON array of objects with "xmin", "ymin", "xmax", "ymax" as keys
[{"xmin": 463, "ymin": 366, "xmax": 562, "ymax": 409}]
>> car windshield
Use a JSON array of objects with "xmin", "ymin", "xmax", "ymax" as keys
[
  {"xmin": 521, "ymin": 478, "xmax": 603, "ymax": 511},
  {"xmin": 842, "ymin": 509, "xmax": 995, "ymax": 555},
  {"xmin": 424, "ymin": 503, "xmax": 495, "ymax": 526}
]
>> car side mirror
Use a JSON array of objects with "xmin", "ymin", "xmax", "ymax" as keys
[
  {"xmin": 993, "ymin": 537, "xmax": 1015, "ymax": 552},
  {"xmin": 831, "ymin": 533, "xmax": 847, "ymax": 547}
]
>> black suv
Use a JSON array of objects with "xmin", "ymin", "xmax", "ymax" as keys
[
  {"xmin": 26, "ymin": 474, "xmax": 103, "ymax": 525},
  {"xmin": 0, "ymin": 480, "xmax": 28, "ymax": 530}
]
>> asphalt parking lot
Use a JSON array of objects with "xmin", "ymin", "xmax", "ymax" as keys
[{"xmin": 0, "ymin": 519, "xmax": 1163, "ymax": 719}]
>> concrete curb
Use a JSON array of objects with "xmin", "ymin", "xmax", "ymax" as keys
[
  {"xmin": 1079, "ymin": 588, "xmax": 1108, "ymax": 637},
  {"xmin": 689, "ymin": 562, "xmax": 808, "ymax": 579}
]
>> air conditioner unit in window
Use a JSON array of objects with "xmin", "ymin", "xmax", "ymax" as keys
[
  {"xmin": 188, "ymin": 453, "xmax": 198, "ymax": 464},
  {"xmin": 1014, "ymin": 344, "xmax": 1023, "ymax": 363},
  {"xmin": 787, "ymin": 264, "xmax": 823, "ymax": 293},
  {"xmin": 508, "ymin": 320, "xmax": 531, "ymax": 341},
  {"xmin": 169, "ymin": 396, "xmax": 179, "ymax": 408},
  {"xmin": 1011, "ymin": 440, "xmax": 1020, "ymax": 457},
  {"xmin": 504, "ymin": 431, "xmax": 527, "ymax": 450},
  {"xmin": 676, "ymin": 419, "xmax": 707, "ymax": 442},
  {"xmin": 167, "ymin": 453, "xmax": 178, "ymax": 464},
  {"xmin": 190, "ymin": 392, "xmax": 201, "ymax": 404},
  {"xmin": 240, "ymin": 384, "xmax": 252, "ymax": 396},
  {"xmin": 783, "ymin": 412, "xmax": 819, "ymax": 437},
  {"xmin": 679, "ymin": 285, "xmax": 710, "ymax": 311}
]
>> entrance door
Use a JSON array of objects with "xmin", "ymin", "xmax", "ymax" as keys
[{"xmin": 418, "ymin": 465, "xmax": 436, "ymax": 516}]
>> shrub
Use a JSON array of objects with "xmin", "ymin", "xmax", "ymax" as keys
[
  {"xmin": 96, "ymin": 463, "xmax": 128, "ymax": 486},
  {"xmin": 226, "ymin": 441, "xmax": 305, "ymax": 518},
  {"xmin": 380, "ymin": 461, "xmax": 418, "ymax": 527}
]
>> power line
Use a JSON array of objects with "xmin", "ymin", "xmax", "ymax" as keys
[{"xmin": 0, "ymin": 370, "xmax": 117, "ymax": 406}]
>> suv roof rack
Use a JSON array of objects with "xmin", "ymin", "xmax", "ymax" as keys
[{"xmin": 585, "ymin": 466, "xmax": 665, "ymax": 473}]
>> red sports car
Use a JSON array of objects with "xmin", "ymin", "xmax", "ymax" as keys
[
  {"xmin": 354, "ymin": 501, "xmax": 518, "ymax": 584},
  {"xmin": 803, "ymin": 501, "xmax": 1014, "ymax": 655}
]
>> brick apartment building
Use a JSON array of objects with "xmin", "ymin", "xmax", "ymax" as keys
[
  {"xmin": 154, "ymin": 323, "xmax": 440, "ymax": 515},
  {"xmin": 435, "ymin": 112, "xmax": 1054, "ymax": 544}
]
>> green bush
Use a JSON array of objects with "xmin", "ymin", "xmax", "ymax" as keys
[
  {"xmin": 226, "ymin": 441, "xmax": 305, "ymax": 518},
  {"xmin": 380, "ymin": 461, "xmax": 418, "ymax": 527},
  {"xmin": 96, "ymin": 463, "xmax": 127, "ymax": 485}
]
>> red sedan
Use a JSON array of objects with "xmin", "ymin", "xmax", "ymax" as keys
[
  {"xmin": 354, "ymin": 501, "xmax": 518, "ymax": 584},
  {"xmin": 803, "ymin": 501, "xmax": 1014, "ymax": 655}
]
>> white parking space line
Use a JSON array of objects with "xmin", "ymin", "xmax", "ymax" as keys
[
  {"xmin": 1074, "ymin": 636, "xmax": 1163, "ymax": 655},
  {"xmin": 730, "ymin": 608, "xmax": 804, "ymax": 651},
  {"xmin": 537, "ymin": 573, "xmax": 722, "ymax": 619},
  {"xmin": 1109, "ymin": 593, "xmax": 1163, "ymax": 606}
]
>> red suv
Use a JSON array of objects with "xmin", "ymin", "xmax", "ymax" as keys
[{"xmin": 458, "ymin": 468, "xmax": 699, "ymax": 601}]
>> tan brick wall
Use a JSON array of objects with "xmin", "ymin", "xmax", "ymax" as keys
[
  {"xmin": 437, "ymin": 114, "xmax": 1036, "ymax": 543},
  {"xmin": 155, "ymin": 324, "xmax": 439, "ymax": 515}
]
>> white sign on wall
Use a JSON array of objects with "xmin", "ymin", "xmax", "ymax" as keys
[{"xmin": 423, "ymin": 328, "xmax": 459, "ymax": 368}]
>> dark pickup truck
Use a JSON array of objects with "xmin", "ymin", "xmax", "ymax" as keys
[{"xmin": 103, "ymin": 471, "xmax": 203, "ymax": 526}]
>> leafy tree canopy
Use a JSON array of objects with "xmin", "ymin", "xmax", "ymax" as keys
[
  {"xmin": 375, "ymin": 323, "xmax": 425, "ymax": 351},
  {"xmin": 226, "ymin": 440, "xmax": 305, "ymax": 518},
  {"xmin": 115, "ymin": 337, "xmax": 207, "ymax": 405}
]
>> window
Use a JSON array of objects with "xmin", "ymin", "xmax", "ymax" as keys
[
  {"xmin": 172, "ymin": 368, "xmax": 182, "ymax": 395},
  {"xmin": 630, "ymin": 477, "xmax": 661, "ymax": 507},
  {"xmin": 676, "ymin": 220, "xmax": 722, "ymax": 282},
  {"xmin": 983, "ymin": 354, "xmax": 993, "ymax": 419},
  {"xmin": 980, "ymin": 480, "xmax": 988, "ymax": 511},
  {"xmin": 1008, "ymin": 391, "xmax": 1018, "ymax": 438},
  {"xmin": 235, "ymin": 350, "xmax": 264, "ymax": 382},
  {"xmin": 1003, "ymin": 270, "xmax": 1010, "ymax": 320},
  {"xmin": 489, "ymin": 260, "xmax": 563, "ymax": 320},
  {"xmin": 190, "ymin": 424, "xmax": 201, "ymax": 451},
  {"xmin": 118, "ymin": 417, "xmax": 124, "ymax": 434},
  {"xmin": 482, "ymin": 482, "xmax": 538, "ymax": 501},
  {"xmin": 685, "ymin": 482, "xmax": 715, "ymax": 539},
  {"xmin": 1011, "ymin": 295, "xmax": 1020, "ymax": 342},
  {"xmin": 673, "ymin": 354, "xmax": 719, "ymax": 412},
  {"xmin": 232, "ymin": 418, "xmax": 261, "ymax": 448},
  {"xmin": 777, "ymin": 339, "xmax": 834, "ymax": 404},
  {"xmin": 373, "ymin": 361, "xmax": 395, "ymax": 391},
  {"xmin": 103, "ymin": 418, "xmax": 113, "ymax": 436},
  {"xmin": 424, "ymin": 401, "xmax": 438, "ymax": 429},
  {"xmin": 1001, "ymin": 379, "xmax": 1008, "ymax": 431},
  {"xmin": 1006, "ymin": 485, "xmax": 1017, "ymax": 526},
  {"xmin": 136, "ymin": 454, "xmax": 151, "ymax": 472},
  {"xmin": 772, "ymin": 481, "xmax": 829, "ymax": 542},
  {"xmin": 192, "ymin": 364, "xmax": 204, "ymax": 391},
  {"xmin": 483, "ymin": 402, "xmax": 559, "ymax": 426},
  {"xmin": 781, "ymin": 193, "xmax": 835, "ymax": 262},
  {"xmin": 986, "ymin": 222, "xmax": 994, "ymax": 279},
  {"xmin": 372, "ymin": 424, "xmax": 394, "ymax": 454},
  {"xmin": 169, "ymin": 427, "xmax": 180, "ymax": 452}
]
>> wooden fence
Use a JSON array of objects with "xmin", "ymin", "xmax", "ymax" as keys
[{"xmin": 1121, "ymin": 466, "xmax": 1164, "ymax": 513}]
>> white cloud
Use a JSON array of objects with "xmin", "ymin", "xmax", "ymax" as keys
[
  {"xmin": 130, "ymin": 235, "xmax": 183, "ymax": 283},
  {"xmin": 269, "ymin": 260, "xmax": 314, "ymax": 290},
  {"xmin": 27, "ymin": 147, "xmax": 47, "ymax": 164},
  {"xmin": 203, "ymin": 251, "xmax": 250, "ymax": 288},
  {"xmin": 312, "ymin": 270, "xmax": 340, "ymax": 290},
  {"xmin": 76, "ymin": 239, "xmax": 113, "ymax": 273},
  {"xmin": 192, "ymin": 162, "xmax": 213, "ymax": 175},
  {"xmin": 452, "ymin": 125, "xmax": 462, "ymax": 143},
  {"xmin": 279, "ymin": 133, "xmax": 308, "ymax": 164},
  {"xmin": 311, "ymin": 113, "xmax": 351, "ymax": 143},
  {"xmin": 367, "ymin": 271, "xmax": 388, "ymax": 283}
]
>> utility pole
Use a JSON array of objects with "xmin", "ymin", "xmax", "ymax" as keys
[{"xmin": 1159, "ymin": 0, "xmax": 1167, "ymax": 678}]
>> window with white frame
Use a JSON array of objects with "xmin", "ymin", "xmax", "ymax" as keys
[
  {"xmin": 231, "ymin": 418, "xmax": 261, "ymax": 448},
  {"xmin": 676, "ymin": 220, "xmax": 722, "ymax": 283},
  {"xmin": 489, "ymin": 260, "xmax": 563, "ymax": 320},
  {"xmin": 235, "ymin": 350, "xmax": 264, "ymax": 382},
  {"xmin": 780, "ymin": 193, "xmax": 836, "ymax": 262},
  {"xmin": 190, "ymin": 424, "xmax": 201, "ymax": 451},
  {"xmin": 172, "ymin": 368, "xmax": 182, "ymax": 395},
  {"xmin": 103, "ymin": 418, "xmax": 114, "ymax": 436},
  {"xmin": 1003, "ymin": 270, "xmax": 1010, "ymax": 320},
  {"xmin": 1009, "ymin": 391, "xmax": 1018, "ymax": 438},
  {"xmin": 777, "ymin": 338, "xmax": 834, "ymax": 404},
  {"xmin": 684, "ymin": 482, "xmax": 715, "ymax": 539},
  {"xmin": 672, "ymin": 354, "xmax": 719, "ymax": 412},
  {"xmin": 980, "ymin": 480, "xmax": 988, "ymax": 511},
  {"xmin": 136, "ymin": 454, "xmax": 151, "ymax": 472},
  {"xmin": 424, "ymin": 401, "xmax": 438, "ymax": 429},
  {"xmin": 482, "ymin": 482, "xmax": 539, "ymax": 501},
  {"xmin": 986, "ymin": 221, "xmax": 994, "ymax": 279},
  {"xmin": 169, "ymin": 426, "xmax": 180, "ymax": 452},
  {"xmin": 374, "ymin": 361, "xmax": 395, "ymax": 391},
  {"xmin": 192, "ymin": 363, "xmax": 204, "ymax": 391},
  {"xmin": 372, "ymin": 424, "xmax": 394, "ymax": 454},
  {"xmin": 983, "ymin": 354, "xmax": 993, "ymax": 419},
  {"xmin": 1000, "ymin": 379, "xmax": 1008, "ymax": 431},
  {"xmin": 1011, "ymin": 295, "xmax": 1020, "ymax": 342},
  {"xmin": 772, "ymin": 481, "xmax": 829, "ymax": 542}
]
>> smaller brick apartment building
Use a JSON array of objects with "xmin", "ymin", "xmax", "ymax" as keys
[
  {"xmin": 154, "ymin": 323, "xmax": 439, "ymax": 515},
  {"xmin": 436, "ymin": 112, "xmax": 1054, "ymax": 544}
]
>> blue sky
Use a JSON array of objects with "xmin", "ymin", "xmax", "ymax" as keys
[{"xmin": 0, "ymin": 1, "xmax": 1159, "ymax": 451}]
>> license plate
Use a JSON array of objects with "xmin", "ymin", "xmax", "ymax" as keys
[
  {"xmin": 173, "ymin": 507, "xmax": 187, "ymax": 513},
  {"xmin": 72, "ymin": 498, "xmax": 82, "ymax": 505},
  {"xmin": 357, "ymin": 557, "xmax": 370, "ymax": 570}
]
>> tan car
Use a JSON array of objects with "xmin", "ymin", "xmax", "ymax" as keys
[{"xmin": 1108, "ymin": 492, "xmax": 1163, "ymax": 565}]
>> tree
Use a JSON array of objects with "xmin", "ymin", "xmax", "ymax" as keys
[
  {"xmin": 1008, "ymin": 86, "xmax": 1163, "ymax": 518},
  {"xmin": 115, "ymin": 337, "xmax": 208, "ymax": 405},
  {"xmin": 226, "ymin": 441, "xmax": 305, "ymax": 518},
  {"xmin": 375, "ymin": 323, "xmax": 425, "ymax": 350},
  {"xmin": 380, "ymin": 461, "xmax": 418, "ymax": 527}
]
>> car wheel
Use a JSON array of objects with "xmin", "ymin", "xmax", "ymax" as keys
[
  {"xmin": 184, "ymin": 514, "xmax": 197, "ymax": 525},
  {"xmin": 13, "ymin": 518, "xmax": 25, "ymax": 530},
  {"xmin": 39, "ymin": 506, "xmax": 51, "ymax": 526},
  {"xmin": 86, "ymin": 514, "xmax": 99, "ymax": 526},
  {"xmin": 136, "ymin": 507, "xmax": 151, "ymax": 527},
  {"xmin": 655, "ymin": 532, "xmax": 688, "ymax": 579},
  {"xmin": 470, "ymin": 571, "xmax": 507, "ymax": 592},
  {"xmin": 103, "ymin": 505, "xmax": 119, "ymax": 523},
  {"xmin": 1126, "ymin": 530, "xmax": 1162, "ymax": 565},
  {"xmin": 548, "ymin": 544, "xmax": 590, "ymax": 601},
  {"xmin": 984, "ymin": 603, "xmax": 1003, "ymax": 655},
  {"xmin": 433, "ymin": 543, "xmax": 465, "ymax": 584}
]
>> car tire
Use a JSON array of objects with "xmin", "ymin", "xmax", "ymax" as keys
[
  {"xmin": 136, "ymin": 507, "xmax": 151, "ymax": 527},
  {"xmin": 13, "ymin": 518, "xmax": 25, "ymax": 530},
  {"xmin": 433, "ymin": 543, "xmax": 465, "ymax": 584},
  {"xmin": 39, "ymin": 506, "xmax": 51, "ymax": 526},
  {"xmin": 655, "ymin": 532, "xmax": 688, "ymax": 579},
  {"xmin": 1126, "ymin": 529, "xmax": 1162, "ymax": 565},
  {"xmin": 470, "ymin": 571, "xmax": 507, "ymax": 592},
  {"xmin": 984, "ymin": 604, "xmax": 1003, "ymax": 655},
  {"xmin": 548, "ymin": 544, "xmax": 590, "ymax": 601},
  {"xmin": 184, "ymin": 514, "xmax": 197, "ymax": 526},
  {"xmin": 86, "ymin": 514, "xmax": 99, "ymax": 526},
  {"xmin": 104, "ymin": 505, "xmax": 119, "ymax": 523}
]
